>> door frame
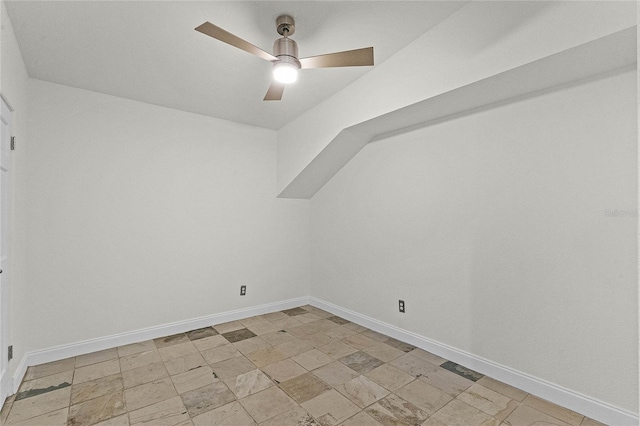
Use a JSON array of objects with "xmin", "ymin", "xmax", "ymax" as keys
[{"xmin": 0, "ymin": 96, "xmax": 12, "ymax": 402}]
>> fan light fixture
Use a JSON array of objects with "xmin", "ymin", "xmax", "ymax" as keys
[{"xmin": 273, "ymin": 62, "xmax": 299, "ymax": 84}]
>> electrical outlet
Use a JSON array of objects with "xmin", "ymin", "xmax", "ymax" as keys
[
  {"xmin": 8, "ymin": 345, "xmax": 12, "ymax": 361},
  {"xmin": 240, "ymin": 285, "xmax": 246, "ymax": 296},
  {"xmin": 399, "ymin": 300, "xmax": 405, "ymax": 313}
]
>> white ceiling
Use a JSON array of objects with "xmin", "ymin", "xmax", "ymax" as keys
[{"xmin": 5, "ymin": 1, "xmax": 466, "ymax": 129}]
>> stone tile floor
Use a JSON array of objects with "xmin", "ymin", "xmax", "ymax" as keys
[{"xmin": 0, "ymin": 305, "xmax": 606, "ymax": 426}]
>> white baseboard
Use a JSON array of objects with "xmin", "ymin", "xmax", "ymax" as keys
[
  {"xmin": 308, "ymin": 297, "xmax": 639, "ymax": 426},
  {"xmin": 12, "ymin": 296, "xmax": 310, "ymax": 393}
]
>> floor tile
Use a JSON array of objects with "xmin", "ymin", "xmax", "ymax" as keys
[
  {"xmin": 23, "ymin": 358, "xmax": 75, "ymax": 381},
  {"xmin": 164, "ymin": 352, "xmax": 207, "ymax": 376},
  {"xmin": 223, "ymin": 369, "xmax": 274, "ymax": 399},
  {"xmin": 296, "ymin": 313, "xmax": 322, "ymax": 323},
  {"xmin": 282, "ymin": 307, "xmax": 308, "ymax": 316},
  {"xmin": 580, "ymin": 418, "xmax": 607, "ymax": 426},
  {"xmin": 6, "ymin": 387, "xmax": 71, "ymax": 425},
  {"xmin": 1, "ymin": 395, "xmax": 14, "ymax": 424},
  {"xmin": 324, "ymin": 326, "xmax": 357, "ymax": 340},
  {"xmin": 181, "ymin": 381, "xmax": 236, "ymax": 417},
  {"xmin": 191, "ymin": 401, "xmax": 256, "ymax": 426},
  {"xmin": 341, "ymin": 334, "xmax": 377, "ymax": 351},
  {"xmin": 261, "ymin": 330, "xmax": 296, "ymax": 346},
  {"xmin": 119, "ymin": 349, "xmax": 162, "ymax": 372},
  {"xmin": 522, "ymin": 394, "xmax": 584, "ymax": 426},
  {"xmin": 301, "ymin": 389, "xmax": 360, "ymax": 426},
  {"xmin": 476, "ymin": 376, "xmax": 528, "ymax": 402},
  {"xmin": 68, "ymin": 391, "xmax": 126, "ymax": 426},
  {"xmin": 431, "ymin": 399, "xmax": 500, "ymax": 426},
  {"xmin": 326, "ymin": 316, "xmax": 350, "ymax": 325},
  {"xmin": 213, "ymin": 321, "xmax": 245, "ymax": 334},
  {"xmin": 124, "ymin": 377, "xmax": 177, "ymax": 411},
  {"xmin": 361, "ymin": 330, "xmax": 390, "ymax": 343},
  {"xmin": 408, "ymin": 348, "xmax": 447, "ymax": 365},
  {"xmin": 186, "ymin": 327, "xmax": 218, "ymax": 341},
  {"xmin": 340, "ymin": 411, "xmax": 383, "ymax": 426},
  {"xmin": 318, "ymin": 340, "xmax": 357, "ymax": 360},
  {"xmin": 6, "ymin": 407, "xmax": 68, "ymax": 426},
  {"xmin": 159, "ymin": 341, "xmax": 199, "ymax": 362},
  {"xmin": 336, "ymin": 375, "xmax": 389, "ymax": 408},
  {"xmin": 16, "ymin": 370, "xmax": 73, "ymax": 401},
  {"xmin": 417, "ymin": 366, "xmax": 474, "ymax": 397},
  {"xmin": 394, "ymin": 379, "xmax": 453, "ymax": 414},
  {"xmin": 364, "ymin": 363, "xmax": 414, "ymax": 391},
  {"xmin": 210, "ymin": 355, "xmax": 256, "ymax": 380},
  {"xmin": 73, "ymin": 358, "xmax": 121, "ymax": 385},
  {"xmin": 339, "ymin": 351, "xmax": 384, "ymax": 374},
  {"xmin": 287, "ymin": 323, "xmax": 321, "ymax": 338},
  {"xmin": 239, "ymin": 386, "xmax": 298, "ymax": 423},
  {"xmin": 311, "ymin": 361, "xmax": 359, "ymax": 388},
  {"xmin": 233, "ymin": 336, "xmax": 270, "ymax": 355},
  {"xmin": 276, "ymin": 339, "xmax": 315, "ymax": 357},
  {"xmin": 279, "ymin": 372, "xmax": 331, "ymax": 404},
  {"xmin": 200, "ymin": 344, "xmax": 241, "ymax": 365},
  {"xmin": 439, "ymin": 361, "xmax": 484, "ymax": 382},
  {"xmin": 121, "ymin": 361, "xmax": 168, "ymax": 389},
  {"xmin": 342, "ymin": 323, "xmax": 367, "ymax": 333},
  {"xmin": 246, "ymin": 347, "xmax": 287, "ymax": 368},
  {"xmin": 262, "ymin": 311, "xmax": 290, "ymax": 322},
  {"xmin": 365, "ymin": 393, "xmax": 429, "ymax": 426},
  {"xmin": 389, "ymin": 353, "xmax": 439, "ymax": 377},
  {"xmin": 192, "ymin": 335, "xmax": 229, "ymax": 352},
  {"xmin": 503, "ymin": 404, "xmax": 572, "ymax": 426},
  {"xmin": 93, "ymin": 414, "xmax": 130, "ymax": 426},
  {"xmin": 258, "ymin": 406, "xmax": 319, "ymax": 426},
  {"xmin": 262, "ymin": 358, "xmax": 307, "ymax": 383},
  {"xmin": 171, "ymin": 365, "xmax": 219, "ymax": 394},
  {"xmin": 363, "ymin": 343, "xmax": 405, "ymax": 362},
  {"xmin": 270, "ymin": 317, "xmax": 304, "ymax": 330},
  {"xmin": 222, "ymin": 328, "xmax": 257, "ymax": 343},
  {"xmin": 76, "ymin": 348, "xmax": 119, "ymax": 368},
  {"xmin": 117, "ymin": 341, "xmax": 156, "ymax": 358},
  {"xmin": 457, "ymin": 383, "xmax": 518, "ymax": 420},
  {"xmin": 128, "ymin": 395, "xmax": 189, "ymax": 425},
  {"xmin": 71, "ymin": 373, "xmax": 123, "ymax": 405},
  {"xmin": 154, "ymin": 334, "xmax": 190, "ymax": 348},
  {"xmin": 302, "ymin": 332, "xmax": 335, "ymax": 349},
  {"xmin": 292, "ymin": 349, "xmax": 333, "ymax": 370}
]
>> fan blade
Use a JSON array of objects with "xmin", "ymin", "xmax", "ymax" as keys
[
  {"xmin": 299, "ymin": 47, "xmax": 374, "ymax": 69},
  {"xmin": 195, "ymin": 22, "xmax": 277, "ymax": 62},
  {"xmin": 264, "ymin": 82, "xmax": 285, "ymax": 101}
]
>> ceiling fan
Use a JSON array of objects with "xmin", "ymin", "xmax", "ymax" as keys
[{"xmin": 195, "ymin": 15, "xmax": 374, "ymax": 101}]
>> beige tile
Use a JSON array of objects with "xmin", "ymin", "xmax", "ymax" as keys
[
  {"xmin": 503, "ymin": 404, "xmax": 569, "ymax": 426},
  {"xmin": 312, "ymin": 361, "xmax": 359, "ymax": 388},
  {"xmin": 68, "ymin": 391, "xmax": 126, "ymax": 426},
  {"xmin": 192, "ymin": 401, "xmax": 256, "ymax": 426},
  {"xmin": 159, "ymin": 342, "xmax": 198, "ymax": 362},
  {"xmin": 129, "ymin": 395, "xmax": 189, "ymax": 425},
  {"xmin": 302, "ymin": 332, "xmax": 335, "ymax": 349},
  {"xmin": 239, "ymin": 386, "xmax": 298, "ymax": 423},
  {"xmin": 262, "ymin": 358, "xmax": 307, "ymax": 383},
  {"xmin": 223, "ymin": 369, "xmax": 274, "ymax": 399},
  {"xmin": 258, "ymin": 406, "xmax": 318, "ymax": 426},
  {"xmin": 76, "ymin": 348, "xmax": 119, "ymax": 368},
  {"xmin": 120, "ymin": 350, "xmax": 162, "ymax": 372},
  {"xmin": 360, "ymin": 330, "xmax": 389, "ymax": 342},
  {"xmin": 23, "ymin": 358, "xmax": 75, "ymax": 381},
  {"xmin": 213, "ymin": 321, "xmax": 245, "ymax": 334},
  {"xmin": 301, "ymin": 306, "xmax": 333, "ymax": 318},
  {"xmin": 301, "ymin": 389, "xmax": 360, "ymax": 426},
  {"xmin": 296, "ymin": 313, "xmax": 322, "ymax": 323},
  {"xmin": 71, "ymin": 373, "xmax": 123, "ymax": 405},
  {"xmin": 124, "ymin": 377, "xmax": 177, "ymax": 411},
  {"xmin": 389, "ymin": 353, "xmax": 438, "ymax": 377},
  {"xmin": 431, "ymin": 399, "xmax": 500, "ymax": 426},
  {"xmin": 341, "ymin": 334, "xmax": 377, "ymax": 351},
  {"xmin": 117, "ymin": 341, "xmax": 156, "ymax": 358},
  {"xmin": 192, "ymin": 335, "xmax": 229, "ymax": 352},
  {"xmin": 93, "ymin": 414, "xmax": 130, "ymax": 426},
  {"xmin": 164, "ymin": 352, "xmax": 207, "ymax": 376},
  {"xmin": 270, "ymin": 317, "xmax": 303, "ymax": 330},
  {"xmin": 457, "ymin": 383, "xmax": 518, "ymax": 420},
  {"xmin": 336, "ymin": 375, "xmax": 389, "ymax": 409},
  {"xmin": 246, "ymin": 322, "xmax": 281, "ymax": 336},
  {"xmin": 310, "ymin": 319, "xmax": 342, "ymax": 332},
  {"xmin": 7, "ymin": 386, "xmax": 70, "ymax": 424},
  {"xmin": 522, "ymin": 394, "xmax": 584, "ymax": 426},
  {"xmin": 276, "ymin": 339, "xmax": 315, "ymax": 357},
  {"xmin": 363, "ymin": 343, "xmax": 404, "ymax": 362},
  {"xmin": 476, "ymin": 376, "xmax": 528, "ymax": 402},
  {"xmin": 17, "ymin": 370, "xmax": 73, "ymax": 397},
  {"xmin": 286, "ymin": 323, "xmax": 320, "ymax": 338},
  {"xmin": 365, "ymin": 393, "xmax": 429, "ymax": 426},
  {"xmin": 324, "ymin": 326, "xmax": 357, "ymax": 340},
  {"xmin": 364, "ymin": 363, "xmax": 414, "ymax": 391},
  {"xmin": 342, "ymin": 323, "xmax": 367, "ymax": 333},
  {"xmin": 581, "ymin": 418, "xmax": 607, "ymax": 426},
  {"xmin": 181, "ymin": 381, "xmax": 236, "ymax": 417},
  {"xmin": 339, "ymin": 351, "xmax": 384, "ymax": 374},
  {"xmin": 233, "ymin": 336, "xmax": 271, "ymax": 355},
  {"xmin": 279, "ymin": 372, "xmax": 332, "ymax": 404},
  {"xmin": 200, "ymin": 344, "xmax": 241, "ymax": 365},
  {"xmin": 340, "ymin": 411, "xmax": 382, "ymax": 426},
  {"xmin": 171, "ymin": 365, "xmax": 219, "ymax": 394},
  {"xmin": 262, "ymin": 311, "xmax": 290, "ymax": 322},
  {"xmin": 1, "ymin": 395, "xmax": 14, "ymax": 425},
  {"xmin": 292, "ymin": 349, "xmax": 333, "ymax": 370},
  {"xmin": 186, "ymin": 327, "xmax": 218, "ymax": 341},
  {"xmin": 73, "ymin": 358, "xmax": 121, "ymax": 384},
  {"xmin": 122, "ymin": 361, "xmax": 168, "ymax": 389},
  {"xmin": 318, "ymin": 341, "xmax": 357, "ymax": 360},
  {"xmin": 394, "ymin": 379, "xmax": 452, "ymax": 414},
  {"xmin": 210, "ymin": 355, "xmax": 256, "ymax": 380},
  {"xmin": 422, "ymin": 418, "xmax": 449, "ymax": 426},
  {"xmin": 240, "ymin": 316, "xmax": 271, "ymax": 328},
  {"xmin": 261, "ymin": 330, "xmax": 296, "ymax": 346},
  {"xmin": 408, "ymin": 348, "xmax": 447, "ymax": 365},
  {"xmin": 154, "ymin": 334, "xmax": 190, "ymax": 348},
  {"xmin": 4, "ymin": 407, "xmax": 68, "ymax": 426},
  {"xmin": 246, "ymin": 347, "xmax": 287, "ymax": 368},
  {"xmin": 417, "ymin": 366, "xmax": 473, "ymax": 397}
]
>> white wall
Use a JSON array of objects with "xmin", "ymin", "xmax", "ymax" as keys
[
  {"xmin": 1, "ymin": 0, "xmax": 30, "ymax": 386},
  {"xmin": 23, "ymin": 79, "xmax": 309, "ymax": 352},
  {"xmin": 310, "ymin": 70, "xmax": 638, "ymax": 413}
]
